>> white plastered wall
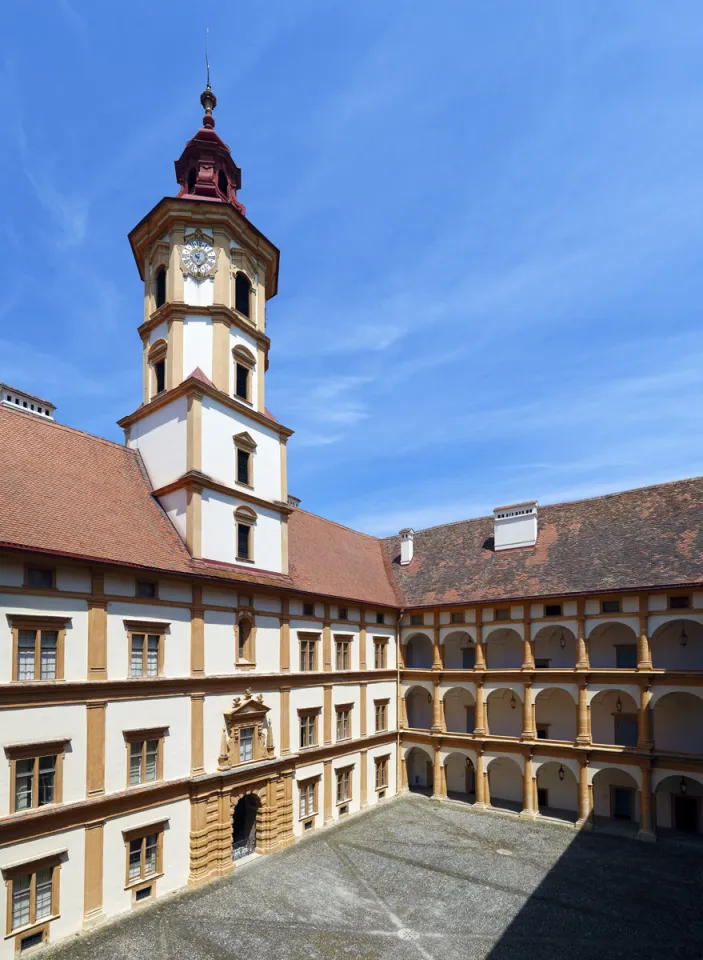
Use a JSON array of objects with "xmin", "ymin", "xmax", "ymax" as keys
[
  {"xmin": 127, "ymin": 396, "xmax": 188, "ymax": 490},
  {"xmin": 104, "ymin": 698, "xmax": 191, "ymax": 794},
  {"xmin": 106, "ymin": 602, "xmax": 191, "ymax": 680},
  {"xmin": 200, "ymin": 490, "xmax": 283, "ymax": 573},
  {"xmin": 228, "ymin": 326, "xmax": 260, "ymax": 409},
  {"xmin": 202, "ymin": 690, "xmax": 281, "ymax": 773},
  {"xmin": 0, "ymin": 592, "xmax": 89, "ymax": 683},
  {"xmin": 183, "ymin": 315, "xmax": 213, "ymax": 379},
  {"xmin": 159, "ymin": 489, "xmax": 188, "ymax": 542},
  {"xmin": 366, "ymin": 680, "xmax": 396, "ymax": 732}
]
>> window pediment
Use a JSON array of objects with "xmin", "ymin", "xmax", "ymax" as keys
[
  {"xmin": 234, "ymin": 431, "xmax": 257, "ymax": 451},
  {"xmin": 218, "ymin": 690, "xmax": 273, "ymax": 770}
]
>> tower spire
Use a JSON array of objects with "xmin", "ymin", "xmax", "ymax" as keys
[{"xmin": 201, "ymin": 29, "xmax": 216, "ymax": 129}]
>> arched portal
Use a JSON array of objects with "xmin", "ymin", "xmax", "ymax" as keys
[
  {"xmin": 232, "ymin": 794, "xmax": 260, "ymax": 860},
  {"xmin": 486, "ymin": 687, "xmax": 522, "ymax": 738},
  {"xmin": 591, "ymin": 689, "xmax": 639, "ymax": 746},
  {"xmin": 445, "ymin": 751, "xmax": 475, "ymax": 802},
  {"xmin": 592, "ymin": 767, "xmax": 639, "ymax": 828},
  {"xmin": 655, "ymin": 774, "xmax": 703, "ymax": 834},
  {"xmin": 533, "ymin": 625, "xmax": 576, "ymax": 669},
  {"xmin": 406, "ymin": 746, "xmax": 433, "ymax": 792},
  {"xmin": 653, "ymin": 692, "xmax": 703, "ymax": 754},
  {"xmin": 651, "ymin": 619, "xmax": 703, "ymax": 670},
  {"xmin": 443, "ymin": 686, "xmax": 476, "ymax": 733},
  {"xmin": 405, "ymin": 685, "xmax": 432, "ymax": 729},
  {"xmin": 486, "ymin": 628, "xmax": 522, "ymax": 668},
  {"xmin": 588, "ymin": 622, "xmax": 638, "ymax": 668},
  {"xmin": 534, "ymin": 688, "xmax": 577, "ymax": 742},
  {"xmin": 405, "ymin": 633, "xmax": 433, "ymax": 669},
  {"xmin": 487, "ymin": 756, "xmax": 522, "ymax": 813},
  {"xmin": 443, "ymin": 630, "xmax": 475, "ymax": 669},
  {"xmin": 536, "ymin": 761, "xmax": 578, "ymax": 822}
]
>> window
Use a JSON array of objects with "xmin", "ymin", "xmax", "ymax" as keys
[
  {"xmin": 237, "ymin": 448, "xmax": 251, "ymax": 485},
  {"xmin": 10, "ymin": 616, "xmax": 67, "ymax": 682},
  {"xmin": 450, "ymin": 611, "xmax": 464, "ymax": 624},
  {"xmin": 536, "ymin": 724, "xmax": 549, "ymax": 740},
  {"xmin": 338, "ymin": 607, "xmax": 348, "ymax": 621},
  {"xmin": 303, "ymin": 602, "xmax": 315, "ymax": 617},
  {"xmin": 148, "ymin": 340, "xmax": 167, "ymax": 398},
  {"xmin": 615, "ymin": 645, "xmax": 638, "ymax": 669},
  {"xmin": 239, "ymin": 726, "xmax": 254, "ymax": 763},
  {"xmin": 374, "ymin": 700, "xmax": 388, "ymax": 732},
  {"xmin": 5, "ymin": 858, "xmax": 60, "ymax": 936},
  {"xmin": 375, "ymin": 756, "xmax": 389, "ymax": 791},
  {"xmin": 123, "ymin": 824, "xmax": 165, "ymax": 889},
  {"xmin": 537, "ymin": 787, "xmax": 548, "ymax": 808},
  {"xmin": 237, "ymin": 617, "xmax": 255, "ymax": 664},
  {"xmin": 494, "ymin": 608, "xmax": 510, "ymax": 622},
  {"xmin": 155, "ymin": 266, "xmax": 166, "ymax": 309},
  {"xmin": 126, "ymin": 624, "xmax": 164, "ymax": 678},
  {"xmin": 235, "ymin": 272, "xmax": 252, "ymax": 318},
  {"xmin": 670, "ymin": 595, "xmax": 691, "ymax": 610},
  {"xmin": 299, "ymin": 634, "xmax": 318, "ymax": 672},
  {"xmin": 376, "ymin": 612, "xmax": 385, "ymax": 624},
  {"xmin": 136, "ymin": 580, "xmax": 157, "ymax": 599},
  {"xmin": 544, "ymin": 604, "xmax": 562, "ymax": 617},
  {"xmin": 336, "ymin": 705, "xmax": 352, "ymax": 741},
  {"xmin": 233, "ymin": 346, "xmax": 255, "ymax": 401},
  {"xmin": 534, "ymin": 658, "xmax": 551, "ymax": 669},
  {"xmin": 465, "ymin": 707, "xmax": 476, "ymax": 734},
  {"xmin": 26, "ymin": 566, "xmax": 54, "ymax": 590},
  {"xmin": 187, "ymin": 167, "xmax": 196, "ymax": 192},
  {"xmin": 602, "ymin": 599, "xmax": 621, "ymax": 614},
  {"xmin": 614, "ymin": 716, "xmax": 638, "ymax": 747},
  {"xmin": 124, "ymin": 728, "xmax": 166, "ymax": 786},
  {"xmin": 7, "ymin": 741, "xmax": 67, "ymax": 814},
  {"xmin": 154, "ymin": 360, "xmax": 165, "ymax": 394},
  {"xmin": 218, "ymin": 169, "xmax": 228, "ymax": 196},
  {"xmin": 462, "ymin": 646, "xmax": 476, "ymax": 669},
  {"xmin": 235, "ymin": 506, "xmax": 256, "ymax": 562},
  {"xmin": 335, "ymin": 638, "xmax": 351, "ymax": 670},
  {"xmin": 234, "ymin": 432, "xmax": 256, "ymax": 486},
  {"xmin": 299, "ymin": 779, "xmax": 318, "ymax": 820},
  {"xmin": 373, "ymin": 638, "xmax": 388, "ymax": 669},
  {"xmin": 299, "ymin": 711, "xmax": 319, "ymax": 749},
  {"xmin": 336, "ymin": 767, "xmax": 352, "ymax": 804},
  {"xmin": 410, "ymin": 614, "xmax": 423, "ymax": 626}
]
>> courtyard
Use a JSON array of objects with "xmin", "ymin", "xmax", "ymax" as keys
[{"xmin": 50, "ymin": 796, "xmax": 703, "ymax": 960}]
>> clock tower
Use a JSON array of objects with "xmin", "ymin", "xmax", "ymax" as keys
[{"xmin": 118, "ymin": 84, "xmax": 292, "ymax": 574}]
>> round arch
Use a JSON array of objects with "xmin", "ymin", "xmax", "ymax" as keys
[
  {"xmin": 403, "ymin": 632, "xmax": 433, "ymax": 669},
  {"xmin": 404, "ymin": 685, "xmax": 432, "ymax": 729},
  {"xmin": 486, "ymin": 687, "xmax": 522, "ymax": 738},
  {"xmin": 405, "ymin": 746, "xmax": 433, "ymax": 792},
  {"xmin": 535, "ymin": 760, "xmax": 578, "ymax": 822},
  {"xmin": 534, "ymin": 687, "xmax": 577, "ymax": 742},
  {"xmin": 444, "ymin": 750, "xmax": 476, "ymax": 800},
  {"xmin": 591, "ymin": 766, "xmax": 640, "ymax": 826},
  {"xmin": 533, "ymin": 624, "xmax": 577, "ymax": 669},
  {"xmin": 654, "ymin": 774, "xmax": 703, "ymax": 834},
  {"xmin": 653, "ymin": 692, "xmax": 703, "ymax": 754},
  {"xmin": 486, "ymin": 755, "xmax": 523, "ymax": 812},
  {"xmin": 485, "ymin": 627, "xmax": 523, "ymax": 669},
  {"xmin": 590, "ymin": 688, "xmax": 639, "ymax": 747},
  {"xmin": 651, "ymin": 618, "xmax": 703, "ymax": 670},
  {"xmin": 588, "ymin": 621, "xmax": 638, "ymax": 668},
  {"xmin": 442, "ymin": 686, "xmax": 476, "ymax": 733},
  {"xmin": 232, "ymin": 792, "xmax": 261, "ymax": 860},
  {"xmin": 442, "ymin": 630, "xmax": 476, "ymax": 669}
]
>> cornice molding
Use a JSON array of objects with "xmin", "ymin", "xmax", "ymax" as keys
[
  {"xmin": 151, "ymin": 470, "xmax": 293, "ymax": 516},
  {"xmin": 139, "ymin": 301, "xmax": 270, "ymax": 351}
]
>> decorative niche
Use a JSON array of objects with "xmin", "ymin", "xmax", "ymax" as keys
[{"xmin": 218, "ymin": 690, "xmax": 274, "ymax": 770}]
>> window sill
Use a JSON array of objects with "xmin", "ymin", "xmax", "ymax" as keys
[
  {"xmin": 375, "ymin": 785, "xmax": 388, "ymax": 793},
  {"xmin": 298, "ymin": 812, "xmax": 318, "ymax": 822},
  {"xmin": 235, "ymin": 556, "xmax": 255, "ymax": 565},
  {"xmin": 235, "ymin": 481, "xmax": 255, "ymax": 490},
  {"xmin": 11, "ymin": 678, "xmax": 65, "ymax": 684},
  {"xmin": 336, "ymin": 798, "xmax": 351, "ymax": 807},
  {"xmin": 298, "ymin": 744, "xmax": 319, "ymax": 753},
  {"xmin": 375, "ymin": 727, "xmax": 388, "ymax": 735},
  {"xmin": 127, "ymin": 778, "xmax": 162, "ymax": 790},
  {"xmin": 336, "ymin": 736, "xmax": 352, "ymax": 744},
  {"xmin": 236, "ymin": 661, "xmax": 256, "ymax": 670},
  {"xmin": 5, "ymin": 915, "xmax": 58, "ymax": 941},
  {"xmin": 124, "ymin": 871, "xmax": 162, "ymax": 892}
]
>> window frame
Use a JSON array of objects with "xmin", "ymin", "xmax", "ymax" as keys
[
  {"xmin": 450, "ymin": 611, "xmax": 465, "ymax": 625},
  {"xmin": 299, "ymin": 633, "xmax": 319, "ymax": 672},
  {"xmin": 124, "ymin": 620, "xmax": 168, "ymax": 679},
  {"xmin": 335, "ymin": 765, "xmax": 353, "ymax": 805},
  {"xmin": 375, "ymin": 755, "xmax": 390, "ymax": 791},
  {"xmin": 373, "ymin": 638, "xmax": 388, "ymax": 670},
  {"xmin": 122, "ymin": 821, "xmax": 166, "ymax": 893},
  {"xmin": 494, "ymin": 607, "xmax": 511, "ymax": 622},
  {"xmin": 3, "ymin": 853, "xmax": 62, "ymax": 939},
  {"xmin": 234, "ymin": 271, "xmax": 253, "ymax": 319},
  {"xmin": 154, "ymin": 265, "xmax": 167, "ymax": 310},
  {"xmin": 374, "ymin": 699, "xmax": 389, "ymax": 733},
  {"xmin": 601, "ymin": 599, "xmax": 621, "ymax": 614},
  {"xmin": 298, "ymin": 776, "xmax": 319, "ymax": 821},
  {"xmin": 8, "ymin": 615, "xmax": 69, "ymax": 683},
  {"xmin": 302, "ymin": 602, "xmax": 315, "ymax": 618},
  {"xmin": 135, "ymin": 579, "xmax": 158, "ymax": 600},
  {"xmin": 614, "ymin": 644, "xmax": 638, "ymax": 669},
  {"xmin": 335, "ymin": 704, "xmax": 353, "ymax": 742},
  {"xmin": 669, "ymin": 594, "xmax": 691, "ymax": 610},
  {"xmin": 23, "ymin": 565, "xmax": 56, "ymax": 591},
  {"xmin": 234, "ymin": 506, "xmax": 257, "ymax": 563},
  {"xmin": 5, "ymin": 740, "xmax": 68, "ymax": 814},
  {"xmin": 334, "ymin": 637, "xmax": 351, "ymax": 671},
  {"xmin": 410, "ymin": 614, "xmax": 423, "ymax": 626},
  {"xmin": 148, "ymin": 339, "xmax": 168, "ymax": 399},
  {"xmin": 236, "ymin": 614, "xmax": 256, "ymax": 667},
  {"xmin": 123, "ymin": 728, "xmax": 167, "ymax": 787},
  {"xmin": 544, "ymin": 604, "xmax": 563, "ymax": 617},
  {"xmin": 233, "ymin": 432, "xmax": 257, "ymax": 488},
  {"xmin": 375, "ymin": 612, "xmax": 385, "ymax": 625},
  {"xmin": 298, "ymin": 709, "xmax": 320, "ymax": 749},
  {"xmin": 232, "ymin": 346, "xmax": 256, "ymax": 403}
]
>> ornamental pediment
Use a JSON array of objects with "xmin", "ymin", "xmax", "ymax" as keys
[{"xmin": 219, "ymin": 690, "xmax": 273, "ymax": 770}]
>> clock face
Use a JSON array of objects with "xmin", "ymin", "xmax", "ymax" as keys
[{"xmin": 181, "ymin": 234, "xmax": 217, "ymax": 279}]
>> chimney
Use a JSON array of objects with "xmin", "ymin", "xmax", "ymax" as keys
[
  {"xmin": 287, "ymin": 494, "xmax": 301, "ymax": 508},
  {"xmin": 493, "ymin": 502, "xmax": 538, "ymax": 551},
  {"xmin": 0, "ymin": 383, "xmax": 56, "ymax": 420},
  {"xmin": 399, "ymin": 528, "xmax": 415, "ymax": 565}
]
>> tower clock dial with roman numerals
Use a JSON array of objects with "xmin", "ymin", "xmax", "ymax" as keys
[{"xmin": 180, "ymin": 229, "xmax": 217, "ymax": 279}]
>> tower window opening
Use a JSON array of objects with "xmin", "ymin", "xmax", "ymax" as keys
[
  {"xmin": 235, "ymin": 363, "xmax": 249, "ymax": 401},
  {"xmin": 237, "ymin": 448, "xmax": 251, "ymax": 485},
  {"xmin": 155, "ymin": 266, "xmax": 167, "ymax": 309},
  {"xmin": 237, "ymin": 523, "xmax": 251, "ymax": 561},
  {"xmin": 187, "ymin": 167, "xmax": 196, "ymax": 193},
  {"xmin": 154, "ymin": 360, "xmax": 166, "ymax": 394},
  {"xmin": 235, "ymin": 273, "xmax": 252, "ymax": 318},
  {"xmin": 218, "ymin": 170, "xmax": 228, "ymax": 196}
]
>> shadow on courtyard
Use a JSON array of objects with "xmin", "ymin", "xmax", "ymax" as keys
[{"xmin": 484, "ymin": 820, "xmax": 703, "ymax": 960}]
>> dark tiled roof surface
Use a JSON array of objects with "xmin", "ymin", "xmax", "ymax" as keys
[{"xmin": 383, "ymin": 478, "xmax": 703, "ymax": 606}]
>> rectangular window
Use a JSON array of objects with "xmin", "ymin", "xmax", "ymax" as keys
[
  {"xmin": 335, "ymin": 639, "xmax": 351, "ymax": 670},
  {"xmin": 125, "ymin": 830, "xmax": 163, "ymax": 886},
  {"xmin": 338, "ymin": 607, "xmax": 348, "ymax": 621},
  {"xmin": 537, "ymin": 787, "xmax": 548, "ymax": 808},
  {"xmin": 7, "ymin": 741, "xmax": 66, "ymax": 814},
  {"xmin": 462, "ymin": 646, "xmax": 476, "ymax": 669},
  {"xmin": 235, "ymin": 364, "xmax": 249, "ymax": 400},
  {"xmin": 450, "ymin": 611, "xmax": 464, "ymax": 624},
  {"xmin": 534, "ymin": 658, "xmax": 551, "ymax": 669},
  {"xmin": 376, "ymin": 612, "xmax": 385, "ymax": 624},
  {"xmin": 299, "ymin": 712, "xmax": 318, "ymax": 749},
  {"xmin": 129, "ymin": 633, "xmax": 162, "ymax": 677},
  {"xmin": 125, "ymin": 731, "xmax": 165, "ymax": 786},
  {"xmin": 615, "ymin": 645, "xmax": 638, "ymax": 669},
  {"xmin": 536, "ymin": 724, "xmax": 549, "ymax": 740},
  {"xmin": 374, "ymin": 700, "xmax": 388, "ymax": 732},
  {"xmin": 236, "ymin": 448, "xmax": 251, "ymax": 485},
  {"xmin": 154, "ymin": 359, "xmax": 166, "ymax": 394},
  {"xmin": 299, "ymin": 780, "xmax": 317, "ymax": 819},
  {"xmin": 299, "ymin": 636, "xmax": 318, "ymax": 672},
  {"xmin": 136, "ymin": 580, "xmax": 157, "ymax": 599},
  {"xmin": 12, "ymin": 621, "xmax": 65, "ymax": 682},
  {"xmin": 373, "ymin": 639, "xmax": 388, "ymax": 669},
  {"xmin": 602, "ymin": 599, "xmax": 621, "ymax": 614},
  {"xmin": 303, "ymin": 602, "xmax": 314, "ymax": 617},
  {"xmin": 239, "ymin": 727, "xmax": 254, "ymax": 763},
  {"xmin": 375, "ymin": 757, "xmax": 389, "ymax": 790},
  {"xmin": 237, "ymin": 523, "xmax": 251, "ymax": 561},
  {"xmin": 544, "ymin": 604, "xmax": 562, "ymax": 617},
  {"xmin": 336, "ymin": 768, "xmax": 352, "ymax": 804},
  {"xmin": 494, "ymin": 608, "xmax": 510, "ymax": 621},
  {"xmin": 410, "ymin": 614, "xmax": 423, "ymax": 626},
  {"xmin": 9, "ymin": 865, "xmax": 57, "ymax": 933},
  {"xmin": 336, "ymin": 706, "xmax": 351, "ymax": 741},
  {"xmin": 26, "ymin": 567, "xmax": 54, "ymax": 590},
  {"xmin": 614, "ymin": 716, "xmax": 638, "ymax": 747},
  {"xmin": 669, "ymin": 595, "xmax": 691, "ymax": 610},
  {"xmin": 466, "ymin": 706, "xmax": 476, "ymax": 734}
]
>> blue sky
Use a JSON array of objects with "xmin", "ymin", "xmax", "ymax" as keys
[{"xmin": 3, "ymin": 1, "xmax": 703, "ymax": 536}]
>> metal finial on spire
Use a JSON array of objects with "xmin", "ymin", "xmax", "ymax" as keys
[
  {"xmin": 200, "ymin": 27, "xmax": 216, "ymax": 127},
  {"xmin": 205, "ymin": 26, "xmax": 211, "ymax": 89}
]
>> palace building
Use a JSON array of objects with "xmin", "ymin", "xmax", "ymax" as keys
[{"xmin": 1, "ymin": 83, "xmax": 703, "ymax": 956}]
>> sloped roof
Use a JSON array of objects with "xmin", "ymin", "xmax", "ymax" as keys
[{"xmin": 383, "ymin": 478, "xmax": 703, "ymax": 606}]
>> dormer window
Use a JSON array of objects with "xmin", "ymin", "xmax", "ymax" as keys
[
  {"xmin": 155, "ymin": 266, "xmax": 167, "ymax": 309},
  {"xmin": 218, "ymin": 170, "xmax": 228, "ymax": 197},
  {"xmin": 232, "ymin": 346, "xmax": 255, "ymax": 402},
  {"xmin": 235, "ymin": 272, "xmax": 252, "ymax": 318},
  {"xmin": 148, "ymin": 340, "xmax": 168, "ymax": 398}
]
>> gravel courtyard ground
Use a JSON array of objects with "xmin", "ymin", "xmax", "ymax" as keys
[{"xmin": 49, "ymin": 796, "xmax": 703, "ymax": 960}]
